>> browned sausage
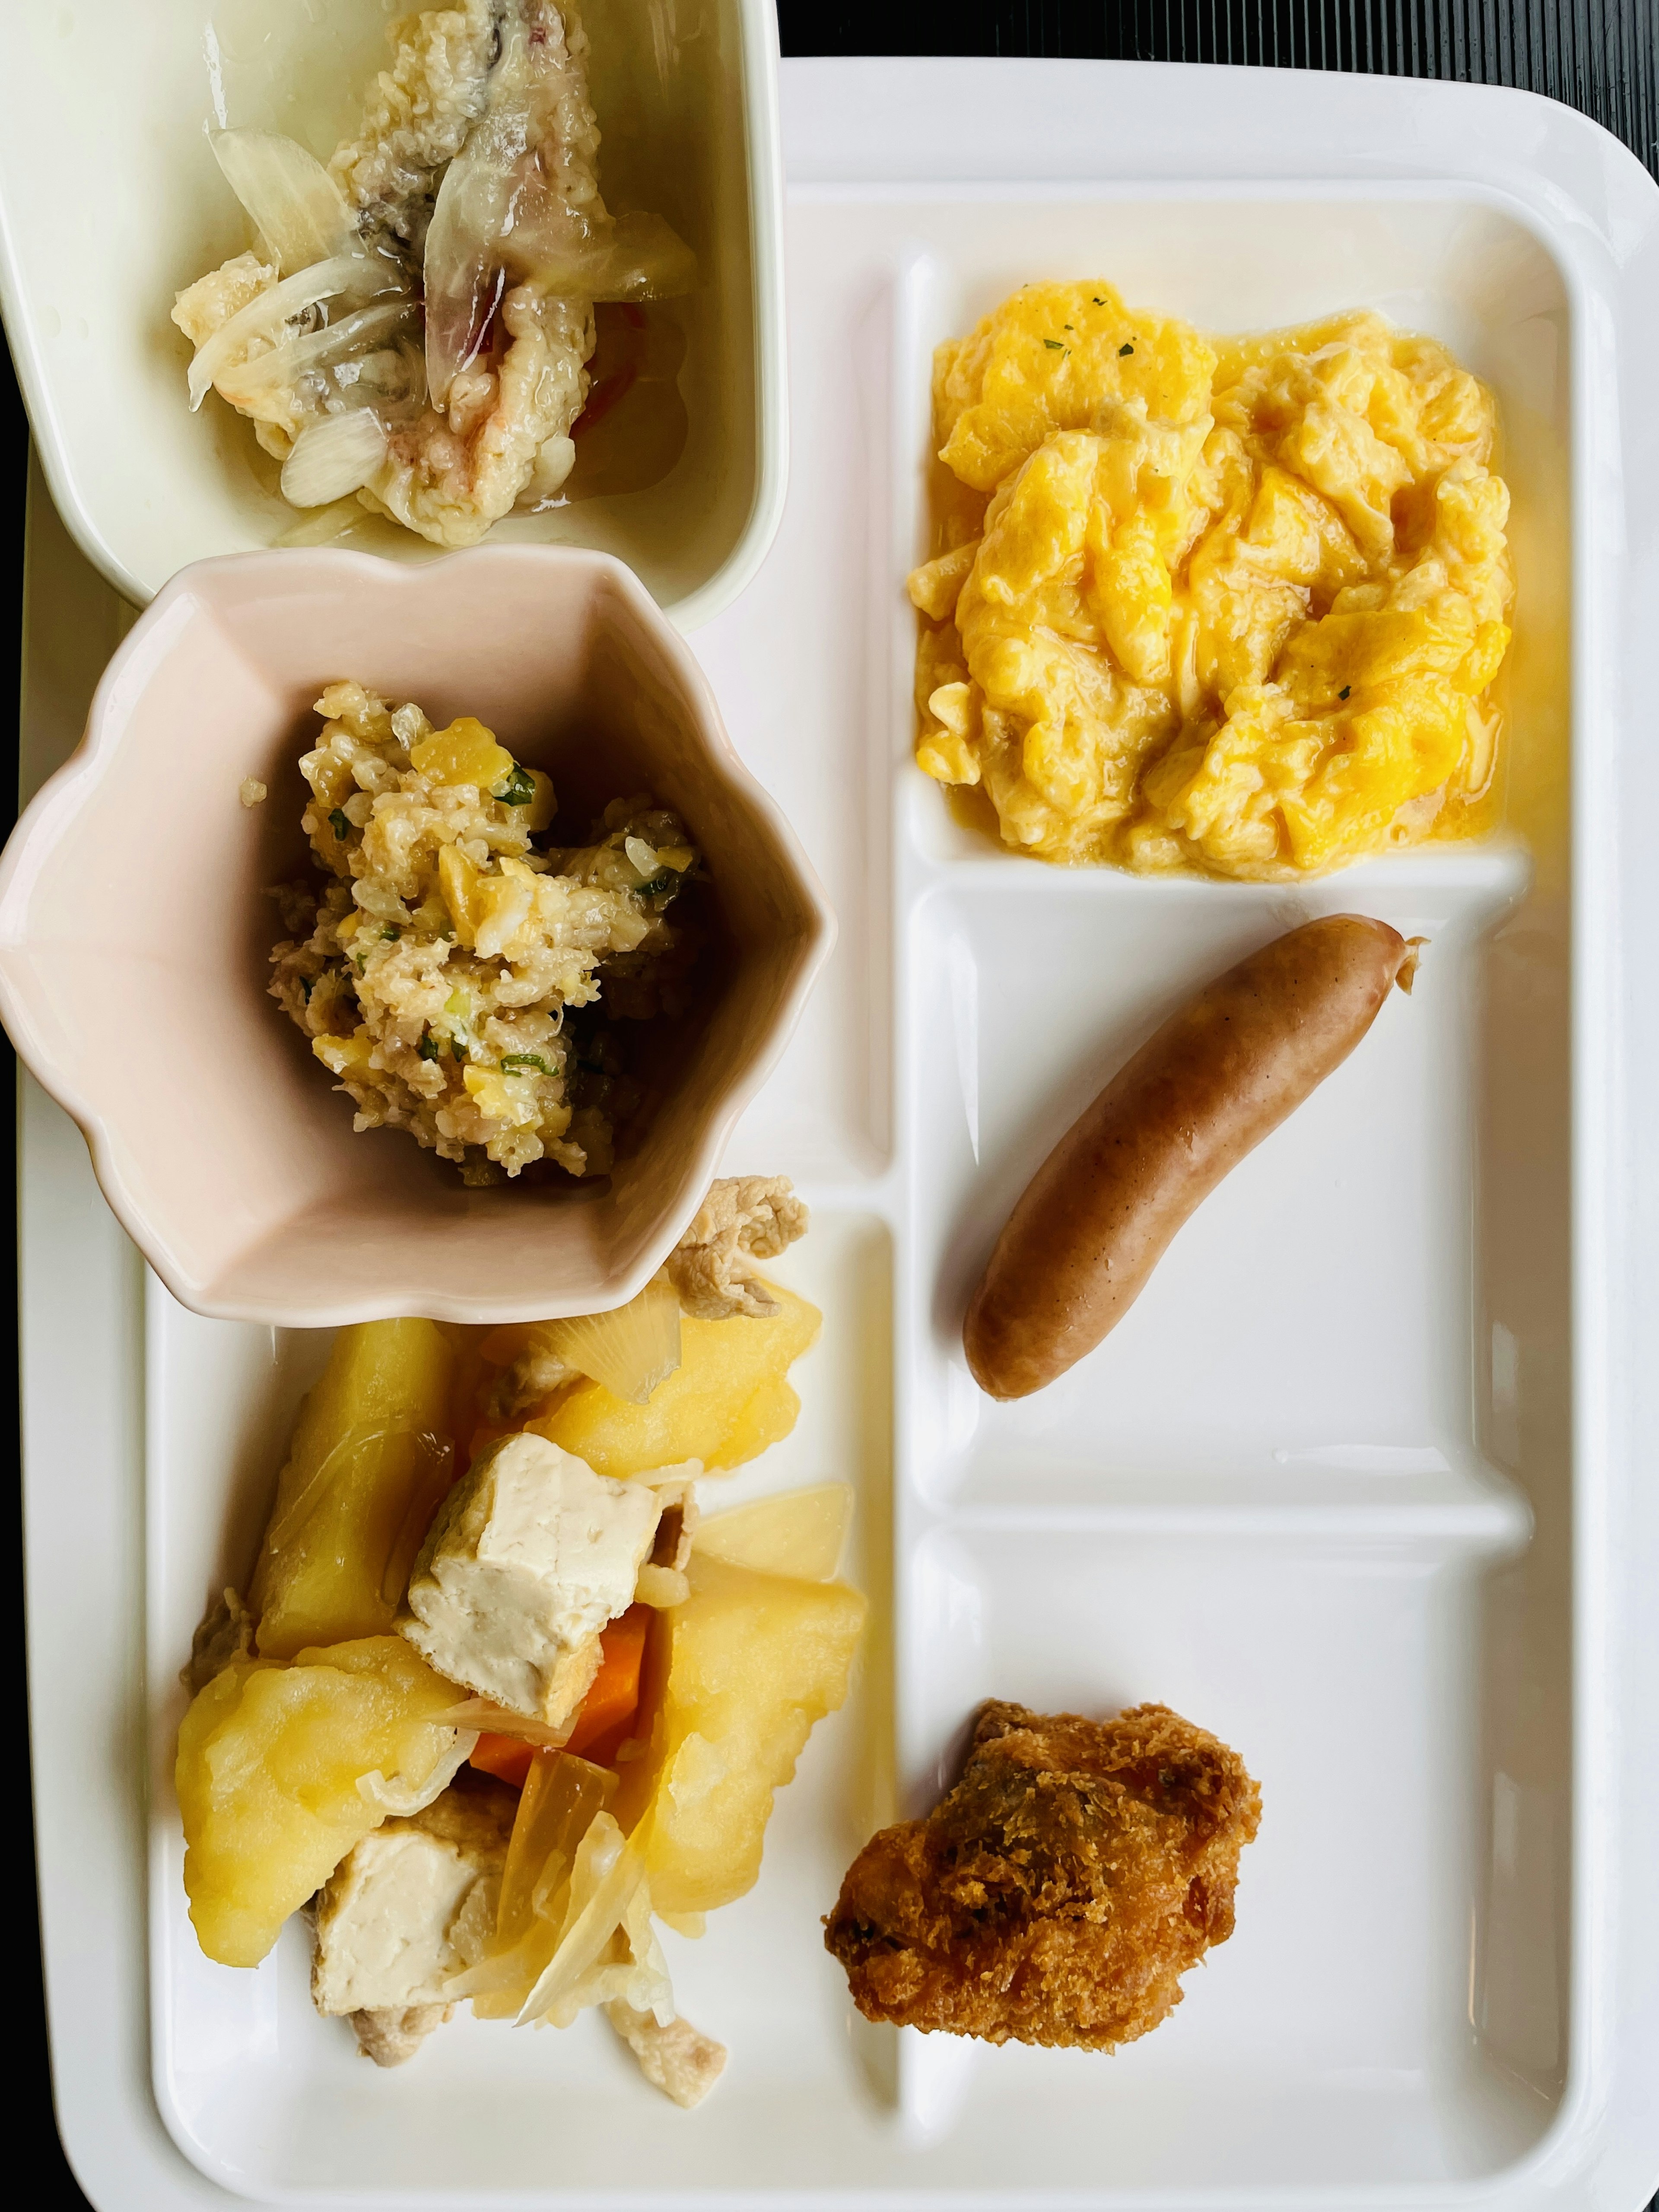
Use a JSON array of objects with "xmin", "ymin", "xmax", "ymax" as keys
[{"xmin": 963, "ymin": 915, "xmax": 1421, "ymax": 1400}]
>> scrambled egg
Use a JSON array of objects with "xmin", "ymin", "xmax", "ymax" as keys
[{"xmin": 910, "ymin": 283, "xmax": 1513, "ymax": 876}]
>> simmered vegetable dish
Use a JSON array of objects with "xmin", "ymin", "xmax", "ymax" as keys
[{"xmin": 177, "ymin": 1178, "xmax": 865, "ymax": 2104}]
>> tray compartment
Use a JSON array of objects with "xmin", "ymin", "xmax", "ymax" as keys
[
  {"xmin": 149, "ymin": 1210, "xmax": 896, "ymax": 2196},
  {"xmin": 895, "ymin": 1523, "xmax": 1543, "ymax": 2185},
  {"xmin": 887, "ymin": 179, "xmax": 1577, "ymax": 2190},
  {"xmin": 905, "ymin": 860, "xmax": 1532, "ymax": 1512}
]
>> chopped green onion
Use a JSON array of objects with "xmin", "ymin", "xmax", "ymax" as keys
[
  {"xmin": 500, "ymin": 1052, "xmax": 554, "ymax": 1077},
  {"xmin": 451, "ymin": 1037, "xmax": 468, "ymax": 1063},
  {"xmin": 1043, "ymin": 338, "xmax": 1065, "ymax": 351},
  {"xmin": 353, "ymin": 953, "xmax": 366, "ymax": 975},
  {"xmin": 416, "ymin": 1032, "xmax": 441, "ymax": 1061},
  {"xmin": 381, "ymin": 926, "xmax": 400, "ymax": 941},
  {"xmin": 492, "ymin": 763, "xmax": 537, "ymax": 807},
  {"xmin": 328, "ymin": 808, "xmax": 351, "ymax": 841}
]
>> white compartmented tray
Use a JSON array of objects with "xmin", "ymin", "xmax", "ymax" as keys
[{"xmin": 22, "ymin": 54, "xmax": 1659, "ymax": 2212}]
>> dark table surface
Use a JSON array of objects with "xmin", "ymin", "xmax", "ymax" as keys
[{"xmin": 7, "ymin": 3, "xmax": 1656, "ymax": 2205}]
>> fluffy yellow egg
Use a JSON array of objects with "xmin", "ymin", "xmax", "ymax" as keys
[{"xmin": 911, "ymin": 283, "xmax": 1513, "ymax": 877}]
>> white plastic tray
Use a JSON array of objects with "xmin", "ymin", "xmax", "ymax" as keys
[{"xmin": 22, "ymin": 54, "xmax": 1659, "ymax": 2212}]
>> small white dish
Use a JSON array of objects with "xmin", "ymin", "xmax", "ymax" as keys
[
  {"xmin": 0, "ymin": 543, "xmax": 833, "ymax": 1326},
  {"xmin": 0, "ymin": 0, "xmax": 786, "ymax": 626}
]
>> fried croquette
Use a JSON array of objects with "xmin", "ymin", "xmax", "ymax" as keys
[{"xmin": 823, "ymin": 1699, "xmax": 1260, "ymax": 2050}]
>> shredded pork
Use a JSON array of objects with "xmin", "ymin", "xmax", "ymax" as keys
[
  {"xmin": 605, "ymin": 2001, "xmax": 728, "ymax": 2108},
  {"xmin": 665, "ymin": 1176, "xmax": 810, "ymax": 1321}
]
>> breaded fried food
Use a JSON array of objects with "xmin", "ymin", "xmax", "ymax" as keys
[{"xmin": 824, "ymin": 1699, "xmax": 1260, "ymax": 2050}]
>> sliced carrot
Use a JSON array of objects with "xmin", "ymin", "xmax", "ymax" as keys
[
  {"xmin": 564, "ymin": 1605, "xmax": 649, "ymax": 1759},
  {"xmin": 465, "ymin": 1605, "xmax": 650, "ymax": 1787},
  {"xmin": 470, "ymin": 1731, "xmax": 535, "ymax": 1787}
]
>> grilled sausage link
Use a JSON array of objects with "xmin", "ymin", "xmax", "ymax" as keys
[{"xmin": 963, "ymin": 915, "xmax": 1421, "ymax": 1401}]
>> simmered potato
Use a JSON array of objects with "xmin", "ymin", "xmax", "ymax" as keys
[
  {"xmin": 695, "ymin": 1482, "xmax": 853, "ymax": 1581},
  {"xmin": 528, "ymin": 1284, "xmax": 820, "ymax": 1478},
  {"xmin": 250, "ymin": 1320, "xmax": 455, "ymax": 1659},
  {"xmin": 176, "ymin": 1635, "xmax": 463, "ymax": 1967},
  {"xmin": 618, "ymin": 1554, "xmax": 866, "ymax": 1917}
]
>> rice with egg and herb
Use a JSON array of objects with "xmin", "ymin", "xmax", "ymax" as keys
[{"xmin": 268, "ymin": 681, "xmax": 699, "ymax": 1182}]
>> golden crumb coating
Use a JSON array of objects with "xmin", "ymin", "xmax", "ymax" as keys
[{"xmin": 824, "ymin": 1699, "xmax": 1260, "ymax": 2050}]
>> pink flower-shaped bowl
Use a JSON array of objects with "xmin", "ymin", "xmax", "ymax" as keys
[{"xmin": 0, "ymin": 546, "xmax": 833, "ymax": 1325}]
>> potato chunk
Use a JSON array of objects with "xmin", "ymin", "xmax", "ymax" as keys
[
  {"xmin": 618, "ymin": 1555, "xmax": 866, "ymax": 1917},
  {"xmin": 250, "ymin": 1320, "xmax": 456, "ymax": 1659},
  {"xmin": 695, "ymin": 1482, "xmax": 852, "ymax": 1580},
  {"xmin": 176, "ymin": 1635, "xmax": 467, "ymax": 1968},
  {"xmin": 528, "ymin": 1284, "xmax": 820, "ymax": 1478}
]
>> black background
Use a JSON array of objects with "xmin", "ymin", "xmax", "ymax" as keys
[{"xmin": 6, "ymin": 2, "xmax": 1656, "ymax": 2203}]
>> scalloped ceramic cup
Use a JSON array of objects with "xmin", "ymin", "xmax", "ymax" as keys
[{"xmin": 0, "ymin": 546, "xmax": 833, "ymax": 1326}]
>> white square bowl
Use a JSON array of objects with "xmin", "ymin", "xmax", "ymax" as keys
[{"xmin": 0, "ymin": 0, "xmax": 785, "ymax": 625}]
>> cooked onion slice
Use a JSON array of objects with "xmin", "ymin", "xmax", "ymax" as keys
[
  {"xmin": 516, "ymin": 1813, "xmax": 661, "ymax": 2029},
  {"xmin": 544, "ymin": 1276, "xmax": 682, "ymax": 1405},
  {"xmin": 695, "ymin": 1482, "xmax": 855, "ymax": 1581},
  {"xmin": 356, "ymin": 1726, "xmax": 478, "ymax": 1815},
  {"xmin": 188, "ymin": 254, "xmax": 398, "ymax": 408},
  {"xmin": 263, "ymin": 1418, "xmax": 442, "ymax": 1552},
  {"xmin": 433, "ymin": 1700, "xmax": 575, "ymax": 1749},
  {"xmin": 280, "ymin": 409, "xmax": 389, "ymax": 506},
  {"xmin": 420, "ymin": 16, "xmax": 531, "ymax": 408},
  {"xmin": 421, "ymin": 11, "xmax": 694, "ymax": 406},
  {"xmin": 445, "ymin": 1753, "xmax": 613, "ymax": 2013},
  {"xmin": 216, "ymin": 301, "xmax": 418, "ymax": 407},
  {"xmin": 210, "ymin": 128, "xmax": 358, "ymax": 274},
  {"xmin": 427, "ymin": 199, "xmax": 696, "ymax": 406},
  {"xmin": 513, "ymin": 209, "xmax": 696, "ymax": 303}
]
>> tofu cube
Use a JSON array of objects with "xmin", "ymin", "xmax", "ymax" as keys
[
  {"xmin": 311, "ymin": 1781, "xmax": 515, "ymax": 2041},
  {"xmin": 399, "ymin": 1432, "xmax": 660, "ymax": 1722}
]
